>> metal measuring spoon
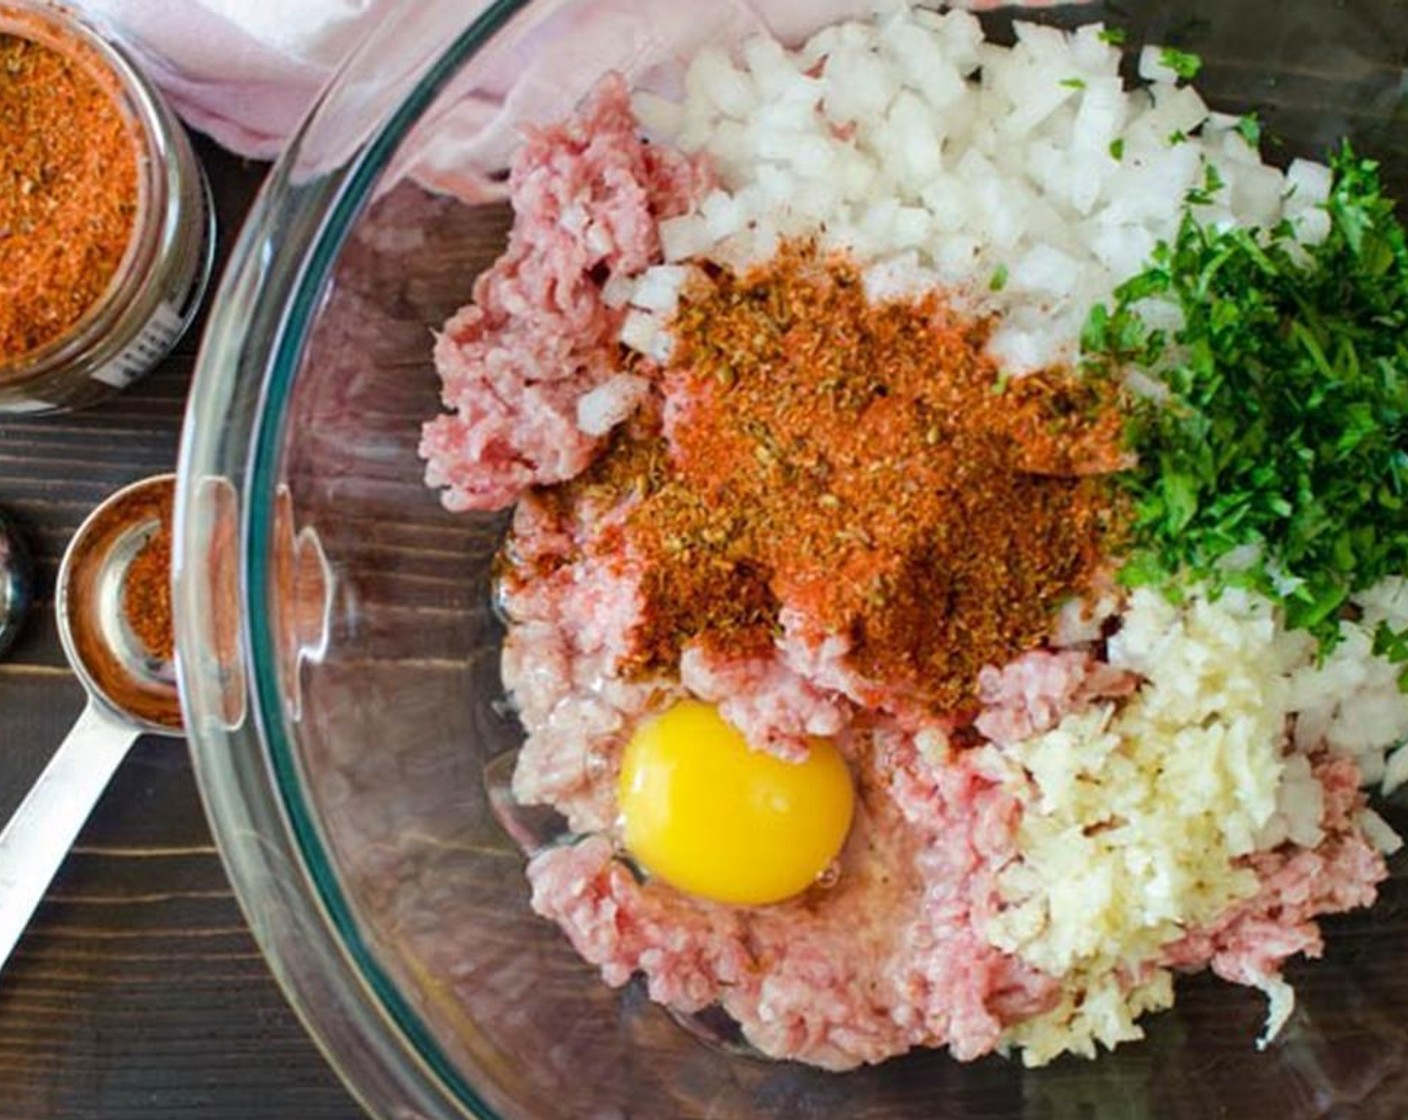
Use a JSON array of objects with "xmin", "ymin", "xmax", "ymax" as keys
[
  {"xmin": 0, "ymin": 508, "xmax": 32, "ymax": 660},
  {"xmin": 0, "ymin": 475, "xmax": 181, "ymax": 970}
]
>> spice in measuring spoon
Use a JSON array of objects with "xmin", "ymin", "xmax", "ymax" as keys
[
  {"xmin": 0, "ymin": 474, "xmax": 182, "ymax": 974},
  {"xmin": 61, "ymin": 473, "xmax": 181, "ymax": 727},
  {"xmin": 122, "ymin": 511, "xmax": 174, "ymax": 663},
  {"xmin": 0, "ymin": 29, "xmax": 139, "ymax": 362}
]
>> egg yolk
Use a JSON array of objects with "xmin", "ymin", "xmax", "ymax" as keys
[{"xmin": 617, "ymin": 700, "xmax": 855, "ymax": 906}]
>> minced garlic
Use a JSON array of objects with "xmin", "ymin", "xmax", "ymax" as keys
[{"xmin": 989, "ymin": 588, "xmax": 1297, "ymax": 1064}]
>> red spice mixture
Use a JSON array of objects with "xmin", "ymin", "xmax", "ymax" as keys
[
  {"xmin": 0, "ymin": 30, "xmax": 139, "ymax": 363},
  {"xmin": 559, "ymin": 245, "xmax": 1129, "ymax": 713},
  {"xmin": 122, "ymin": 516, "xmax": 173, "ymax": 662}
]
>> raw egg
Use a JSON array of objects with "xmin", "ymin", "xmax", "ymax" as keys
[{"xmin": 617, "ymin": 699, "xmax": 855, "ymax": 906}]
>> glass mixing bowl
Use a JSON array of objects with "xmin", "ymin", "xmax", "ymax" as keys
[{"xmin": 176, "ymin": 2, "xmax": 1408, "ymax": 1117}]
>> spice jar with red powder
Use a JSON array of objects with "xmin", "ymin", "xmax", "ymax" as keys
[{"xmin": 0, "ymin": 0, "xmax": 213, "ymax": 413}]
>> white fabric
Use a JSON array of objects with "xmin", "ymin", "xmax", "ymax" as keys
[{"xmin": 74, "ymin": 0, "xmax": 408, "ymax": 157}]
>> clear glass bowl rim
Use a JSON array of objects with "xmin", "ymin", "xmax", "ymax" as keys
[{"xmin": 179, "ymin": 2, "xmax": 529, "ymax": 1117}]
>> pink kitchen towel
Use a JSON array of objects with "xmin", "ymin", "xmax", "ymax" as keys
[{"xmin": 73, "ymin": 0, "xmax": 407, "ymax": 157}]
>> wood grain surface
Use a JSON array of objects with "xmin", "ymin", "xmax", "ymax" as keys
[{"xmin": 0, "ymin": 138, "xmax": 361, "ymax": 1120}]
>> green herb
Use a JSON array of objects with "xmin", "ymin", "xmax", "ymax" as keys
[
  {"xmin": 1235, "ymin": 113, "xmax": 1262, "ymax": 148},
  {"xmin": 1099, "ymin": 26, "xmax": 1127, "ymax": 46},
  {"xmin": 1184, "ymin": 161, "xmax": 1225, "ymax": 206},
  {"xmin": 1372, "ymin": 621, "xmax": 1408, "ymax": 692},
  {"xmin": 1060, "ymin": 77, "xmax": 1087, "ymax": 90},
  {"xmin": 1373, "ymin": 620, "xmax": 1408, "ymax": 662},
  {"xmin": 1168, "ymin": 129, "xmax": 1189, "ymax": 146},
  {"xmin": 1159, "ymin": 47, "xmax": 1203, "ymax": 81},
  {"xmin": 1109, "ymin": 138, "xmax": 1125, "ymax": 161},
  {"xmin": 1084, "ymin": 145, "xmax": 1408, "ymax": 650},
  {"xmin": 989, "ymin": 264, "xmax": 1009, "ymax": 292}
]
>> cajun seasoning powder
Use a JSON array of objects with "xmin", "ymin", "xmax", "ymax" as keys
[
  {"xmin": 544, "ymin": 244, "xmax": 1130, "ymax": 715},
  {"xmin": 0, "ymin": 29, "xmax": 138, "ymax": 362},
  {"xmin": 122, "ymin": 514, "xmax": 173, "ymax": 662}
]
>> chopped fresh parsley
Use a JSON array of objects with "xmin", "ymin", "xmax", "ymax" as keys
[
  {"xmin": 1168, "ymin": 129, "xmax": 1189, "ymax": 146},
  {"xmin": 1060, "ymin": 76, "xmax": 1087, "ymax": 90},
  {"xmin": 1235, "ymin": 113, "xmax": 1262, "ymax": 148},
  {"xmin": 989, "ymin": 263, "xmax": 1009, "ymax": 291},
  {"xmin": 1085, "ymin": 145, "xmax": 1408, "ymax": 650},
  {"xmin": 1373, "ymin": 620, "xmax": 1408, "ymax": 661},
  {"xmin": 1099, "ymin": 26, "xmax": 1127, "ymax": 46},
  {"xmin": 1109, "ymin": 138, "xmax": 1125, "ymax": 161},
  {"xmin": 1372, "ymin": 621, "xmax": 1408, "ymax": 691},
  {"xmin": 1184, "ymin": 162, "xmax": 1226, "ymax": 206},
  {"xmin": 1159, "ymin": 47, "xmax": 1203, "ymax": 81}
]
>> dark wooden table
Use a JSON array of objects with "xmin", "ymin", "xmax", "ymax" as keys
[{"xmin": 0, "ymin": 138, "xmax": 361, "ymax": 1119}]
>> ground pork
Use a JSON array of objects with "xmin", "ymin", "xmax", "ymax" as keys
[
  {"xmin": 501, "ymin": 492, "xmax": 671, "ymax": 833},
  {"xmin": 975, "ymin": 648, "xmax": 1138, "ymax": 747},
  {"xmin": 1161, "ymin": 755, "xmax": 1387, "ymax": 1038},
  {"xmin": 775, "ymin": 608, "xmax": 934, "ymax": 728},
  {"xmin": 421, "ymin": 75, "xmax": 709, "ymax": 512},
  {"xmin": 678, "ymin": 642, "xmax": 854, "ymax": 762}
]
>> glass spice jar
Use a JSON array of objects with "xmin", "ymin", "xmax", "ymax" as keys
[{"xmin": 0, "ymin": 0, "xmax": 214, "ymax": 414}]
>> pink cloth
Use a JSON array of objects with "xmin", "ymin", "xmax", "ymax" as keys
[{"xmin": 75, "ymin": 0, "xmax": 1086, "ymax": 166}]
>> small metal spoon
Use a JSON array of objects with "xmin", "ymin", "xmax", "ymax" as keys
[
  {"xmin": 0, "ymin": 475, "xmax": 181, "ymax": 971},
  {"xmin": 0, "ymin": 508, "xmax": 31, "ymax": 660}
]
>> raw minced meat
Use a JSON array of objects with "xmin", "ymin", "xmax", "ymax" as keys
[
  {"xmin": 974, "ymin": 648, "xmax": 1138, "ymax": 747},
  {"xmin": 1161, "ymin": 755, "xmax": 1386, "ymax": 1042},
  {"xmin": 500, "ymin": 492, "xmax": 663, "ymax": 834},
  {"xmin": 420, "ymin": 75, "xmax": 710, "ymax": 512},
  {"xmin": 678, "ymin": 642, "xmax": 853, "ymax": 762}
]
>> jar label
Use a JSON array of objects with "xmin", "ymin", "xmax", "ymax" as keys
[{"xmin": 90, "ymin": 299, "xmax": 184, "ymax": 389}]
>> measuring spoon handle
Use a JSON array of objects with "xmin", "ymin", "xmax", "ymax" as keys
[{"xmin": 0, "ymin": 702, "xmax": 140, "ymax": 972}]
